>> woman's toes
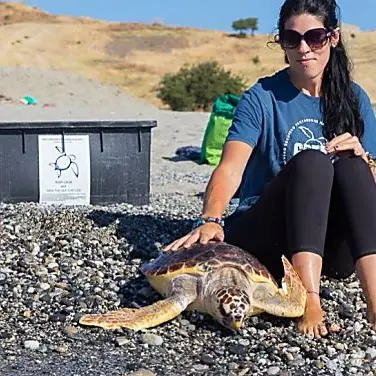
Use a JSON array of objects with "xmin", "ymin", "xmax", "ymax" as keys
[
  {"xmin": 319, "ymin": 324, "xmax": 328, "ymax": 337},
  {"xmin": 313, "ymin": 326, "xmax": 321, "ymax": 338}
]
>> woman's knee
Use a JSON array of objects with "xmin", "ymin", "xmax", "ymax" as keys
[
  {"xmin": 334, "ymin": 153, "xmax": 369, "ymax": 175},
  {"xmin": 292, "ymin": 149, "xmax": 332, "ymax": 166},
  {"xmin": 333, "ymin": 154, "xmax": 376, "ymax": 190},
  {"xmin": 288, "ymin": 149, "xmax": 334, "ymax": 180}
]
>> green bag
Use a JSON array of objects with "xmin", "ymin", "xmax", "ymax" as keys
[{"xmin": 200, "ymin": 94, "xmax": 241, "ymax": 166}]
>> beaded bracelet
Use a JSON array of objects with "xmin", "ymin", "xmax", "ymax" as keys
[
  {"xmin": 192, "ymin": 216, "xmax": 224, "ymax": 230},
  {"xmin": 366, "ymin": 152, "xmax": 376, "ymax": 170}
]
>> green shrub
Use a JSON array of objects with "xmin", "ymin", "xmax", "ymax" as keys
[{"xmin": 157, "ymin": 61, "xmax": 246, "ymax": 111}]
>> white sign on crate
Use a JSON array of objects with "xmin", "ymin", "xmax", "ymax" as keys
[{"xmin": 38, "ymin": 135, "xmax": 91, "ymax": 205}]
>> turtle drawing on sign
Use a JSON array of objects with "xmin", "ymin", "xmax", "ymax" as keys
[{"xmin": 49, "ymin": 146, "xmax": 79, "ymax": 178}]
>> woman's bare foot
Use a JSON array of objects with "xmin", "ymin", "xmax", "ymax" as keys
[
  {"xmin": 298, "ymin": 293, "xmax": 328, "ymax": 338},
  {"xmin": 356, "ymin": 255, "xmax": 376, "ymax": 332}
]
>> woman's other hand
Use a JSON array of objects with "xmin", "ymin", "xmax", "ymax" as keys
[
  {"xmin": 326, "ymin": 132, "xmax": 367, "ymax": 162},
  {"xmin": 163, "ymin": 223, "xmax": 224, "ymax": 252}
]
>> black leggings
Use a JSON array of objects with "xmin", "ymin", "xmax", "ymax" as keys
[{"xmin": 225, "ymin": 149, "xmax": 376, "ymax": 280}]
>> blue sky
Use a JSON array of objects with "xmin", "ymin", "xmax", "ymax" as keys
[{"xmin": 21, "ymin": 0, "xmax": 375, "ymax": 33}]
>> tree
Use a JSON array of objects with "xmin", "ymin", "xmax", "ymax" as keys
[{"xmin": 232, "ymin": 17, "xmax": 259, "ymax": 37}]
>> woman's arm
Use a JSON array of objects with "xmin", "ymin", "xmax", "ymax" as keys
[
  {"xmin": 164, "ymin": 140, "xmax": 253, "ymax": 251},
  {"xmin": 201, "ymin": 140, "xmax": 253, "ymax": 218},
  {"xmin": 355, "ymin": 87, "xmax": 376, "ymax": 180}
]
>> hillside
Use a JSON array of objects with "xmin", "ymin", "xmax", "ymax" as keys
[{"xmin": 0, "ymin": 2, "xmax": 375, "ymax": 108}]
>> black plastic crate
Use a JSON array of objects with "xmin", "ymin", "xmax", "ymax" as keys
[{"xmin": 0, "ymin": 120, "xmax": 157, "ymax": 205}]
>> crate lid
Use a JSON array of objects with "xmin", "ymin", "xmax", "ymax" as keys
[{"xmin": 0, "ymin": 119, "xmax": 157, "ymax": 131}]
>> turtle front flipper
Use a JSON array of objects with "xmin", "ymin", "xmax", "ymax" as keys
[
  {"xmin": 79, "ymin": 296, "xmax": 186, "ymax": 331},
  {"xmin": 79, "ymin": 275, "xmax": 198, "ymax": 331},
  {"xmin": 252, "ymin": 255, "xmax": 307, "ymax": 318}
]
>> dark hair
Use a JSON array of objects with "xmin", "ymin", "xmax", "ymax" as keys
[{"xmin": 277, "ymin": 0, "xmax": 364, "ymax": 140}]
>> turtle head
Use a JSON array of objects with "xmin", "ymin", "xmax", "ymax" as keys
[{"xmin": 210, "ymin": 287, "xmax": 250, "ymax": 331}]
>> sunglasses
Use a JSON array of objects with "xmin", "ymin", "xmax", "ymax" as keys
[{"xmin": 278, "ymin": 28, "xmax": 332, "ymax": 50}]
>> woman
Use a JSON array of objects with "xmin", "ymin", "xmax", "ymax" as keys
[{"xmin": 164, "ymin": 0, "xmax": 376, "ymax": 338}]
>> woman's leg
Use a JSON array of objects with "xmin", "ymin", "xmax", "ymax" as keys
[
  {"xmin": 285, "ymin": 150, "xmax": 335, "ymax": 338},
  {"xmin": 321, "ymin": 195, "xmax": 355, "ymax": 279},
  {"xmin": 330, "ymin": 155, "xmax": 376, "ymax": 329},
  {"xmin": 226, "ymin": 149, "xmax": 334, "ymax": 337}
]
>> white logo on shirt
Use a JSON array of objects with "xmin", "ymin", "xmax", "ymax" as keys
[
  {"xmin": 283, "ymin": 118, "xmax": 327, "ymax": 164},
  {"xmin": 293, "ymin": 126, "xmax": 327, "ymax": 154}
]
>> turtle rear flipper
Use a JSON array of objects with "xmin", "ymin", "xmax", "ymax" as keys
[
  {"xmin": 79, "ymin": 275, "xmax": 198, "ymax": 331},
  {"xmin": 252, "ymin": 255, "xmax": 307, "ymax": 318}
]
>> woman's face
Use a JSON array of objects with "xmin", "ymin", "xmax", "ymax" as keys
[{"xmin": 282, "ymin": 13, "xmax": 339, "ymax": 80}]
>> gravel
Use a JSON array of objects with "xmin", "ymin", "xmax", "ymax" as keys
[
  {"xmin": 1, "ymin": 195, "xmax": 376, "ymax": 376},
  {"xmin": 1, "ymin": 66, "xmax": 376, "ymax": 376}
]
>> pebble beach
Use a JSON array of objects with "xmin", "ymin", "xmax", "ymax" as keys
[{"xmin": 1, "ymin": 67, "xmax": 376, "ymax": 376}]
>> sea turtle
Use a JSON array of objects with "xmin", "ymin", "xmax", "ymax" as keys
[{"xmin": 79, "ymin": 241, "xmax": 306, "ymax": 332}]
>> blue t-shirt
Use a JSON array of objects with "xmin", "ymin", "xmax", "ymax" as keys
[{"xmin": 226, "ymin": 68, "xmax": 376, "ymax": 212}]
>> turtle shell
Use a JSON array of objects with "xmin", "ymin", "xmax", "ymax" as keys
[{"xmin": 141, "ymin": 241, "xmax": 276, "ymax": 284}]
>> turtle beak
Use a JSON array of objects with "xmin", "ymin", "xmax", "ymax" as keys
[
  {"xmin": 231, "ymin": 319, "xmax": 243, "ymax": 331},
  {"xmin": 222, "ymin": 317, "xmax": 243, "ymax": 331}
]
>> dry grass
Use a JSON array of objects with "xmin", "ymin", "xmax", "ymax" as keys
[{"xmin": 0, "ymin": 2, "xmax": 375, "ymax": 108}]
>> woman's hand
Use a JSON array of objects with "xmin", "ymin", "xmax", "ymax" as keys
[
  {"xmin": 163, "ymin": 222, "xmax": 225, "ymax": 252},
  {"xmin": 325, "ymin": 133, "xmax": 367, "ymax": 162}
]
